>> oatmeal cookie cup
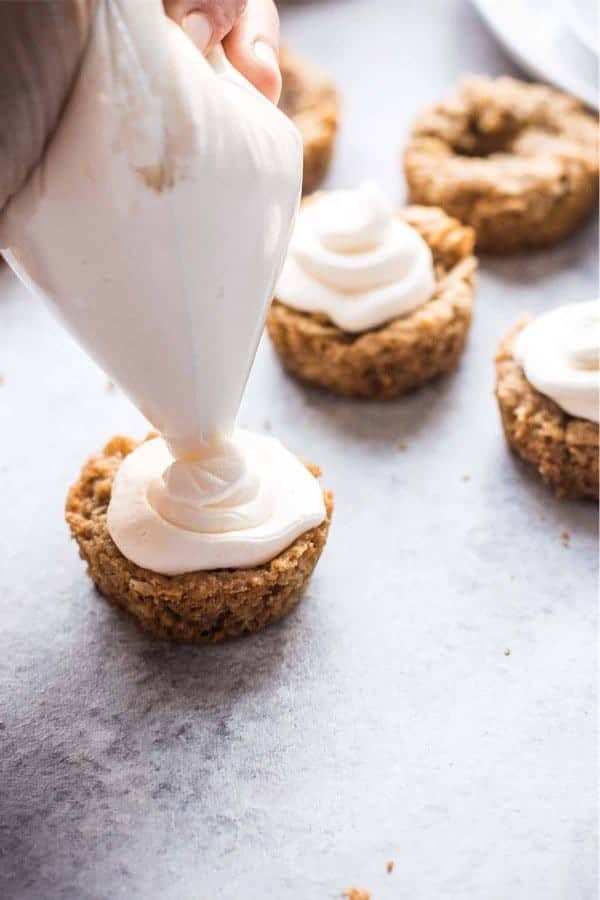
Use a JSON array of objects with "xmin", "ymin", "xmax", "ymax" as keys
[
  {"xmin": 404, "ymin": 76, "xmax": 599, "ymax": 253},
  {"xmin": 495, "ymin": 321, "xmax": 599, "ymax": 500},
  {"xmin": 66, "ymin": 436, "xmax": 333, "ymax": 642},
  {"xmin": 267, "ymin": 204, "xmax": 477, "ymax": 399},
  {"xmin": 279, "ymin": 46, "xmax": 339, "ymax": 195}
]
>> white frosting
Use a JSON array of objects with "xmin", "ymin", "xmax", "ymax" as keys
[
  {"xmin": 147, "ymin": 434, "xmax": 272, "ymax": 534},
  {"xmin": 276, "ymin": 181, "xmax": 436, "ymax": 333},
  {"xmin": 108, "ymin": 431, "xmax": 325, "ymax": 574},
  {"xmin": 1, "ymin": 0, "xmax": 325, "ymax": 573},
  {"xmin": 514, "ymin": 301, "xmax": 600, "ymax": 423}
]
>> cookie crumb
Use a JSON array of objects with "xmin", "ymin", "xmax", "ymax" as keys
[
  {"xmin": 398, "ymin": 439, "xmax": 408, "ymax": 451},
  {"xmin": 560, "ymin": 530, "xmax": 570, "ymax": 547},
  {"xmin": 386, "ymin": 860, "xmax": 394, "ymax": 873},
  {"xmin": 106, "ymin": 379, "xmax": 116, "ymax": 392},
  {"xmin": 263, "ymin": 418, "xmax": 272, "ymax": 432},
  {"xmin": 504, "ymin": 648, "xmax": 511, "ymax": 656},
  {"xmin": 342, "ymin": 889, "xmax": 370, "ymax": 900},
  {"xmin": 462, "ymin": 474, "xmax": 470, "ymax": 482}
]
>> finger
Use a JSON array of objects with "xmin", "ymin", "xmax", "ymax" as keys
[
  {"xmin": 163, "ymin": 0, "xmax": 246, "ymax": 54},
  {"xmin": 222, "ymin": 0, "xmax": 281, "ymax": 103}
]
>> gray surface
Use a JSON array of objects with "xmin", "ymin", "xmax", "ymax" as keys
[{"xmin": 0, "ymin": 1, "xmax": 598, "ymax": 898}]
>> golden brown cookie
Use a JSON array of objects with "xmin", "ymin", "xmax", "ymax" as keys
[
  {"xmin": 404, "ymin": 76, "xmax": 599, "ymax": 253},
  {"xmin": 279, "ymin": 46, "xmax": 339, "ymax": 195},
  {"xmin": 267, "ymin": 204, "xmax": 477, "ymax": 399},
  {"xmin": 495, "ymin": 320, "xmax": 599, "ymax": 499},
  {"xmin": 65, "ymin": 436, "xmax": 333, "ymax": 642}
]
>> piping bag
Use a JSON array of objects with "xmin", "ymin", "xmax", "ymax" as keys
[{"xmin": 0, "ymin": 0, "xmax": 303, "ymax": 459}]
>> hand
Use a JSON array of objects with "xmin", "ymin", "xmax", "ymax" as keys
[{"xmin": 165, "ymin": 0, "xmax": 282, "ymax": 103}]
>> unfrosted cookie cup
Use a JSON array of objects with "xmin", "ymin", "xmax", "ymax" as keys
[
  {"xmin": 66, "ymin": 436, "xmax": 333, "ymax": 642},
  {"xmin": 278, "ymin": 46, "xmax": 339, "ymax": 195},
  {"xmin": 267, "ymin": 203, "xmax": 476, "ymax": 399},
  {"xmin": 495, "ymin": 320, "xmax": 599, "ymax": 500},
  {"xmin": 404, "ymin": 76, "xmax": 599, "ymax": 253}
]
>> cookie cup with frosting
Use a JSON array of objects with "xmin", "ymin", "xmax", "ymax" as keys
[
  {"xmin": 267, "ymin": 183, "xmax": 477, "ymax": 399},
  {"xmin": 66, "ymin": 435, "xmax": 333, "ymax": 643},
  {"xmin": 495, "ymin": 303, "xmax": 599, "ymax": 500}
]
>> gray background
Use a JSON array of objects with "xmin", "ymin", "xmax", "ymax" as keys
[{"xmin": 0, "ymin": 1, "xmax": 597, "ymax": 898}]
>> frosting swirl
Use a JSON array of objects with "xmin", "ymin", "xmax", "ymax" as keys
[
  {"xmin": 107, "ymin": 430, "xmax": 326, "ymax": 574},
  {"xmin": 147, "ymin": 435, "xmax": 273, "ymax": 534},
  {"xmin": 514, "ymin": 300, "xmax": 599, "ymax": 423},
  {"xmin": 276, "ymin": 181, "xmax": 436, "ymax": 332}
]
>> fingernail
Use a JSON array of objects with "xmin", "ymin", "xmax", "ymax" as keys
[
  {"xmin": 253, "ymin": 40, "xmax": 279, "ymax": 70},
  {"xmin": 182, "ymin": 11, "xmax": 212, "ymax": 53}
]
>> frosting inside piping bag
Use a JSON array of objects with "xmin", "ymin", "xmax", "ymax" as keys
[{"xmin": 2, "ymin": 0, "xmax": 325, "ymax": 571}]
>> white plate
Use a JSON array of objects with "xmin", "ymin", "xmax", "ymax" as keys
[
  {"xmin": 472, "ymin": 0, "xmax": 599, "ymax": 108},
  {"xmin": 563, "ymin": 0, "xmax": 598, "ymax": 54}
]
